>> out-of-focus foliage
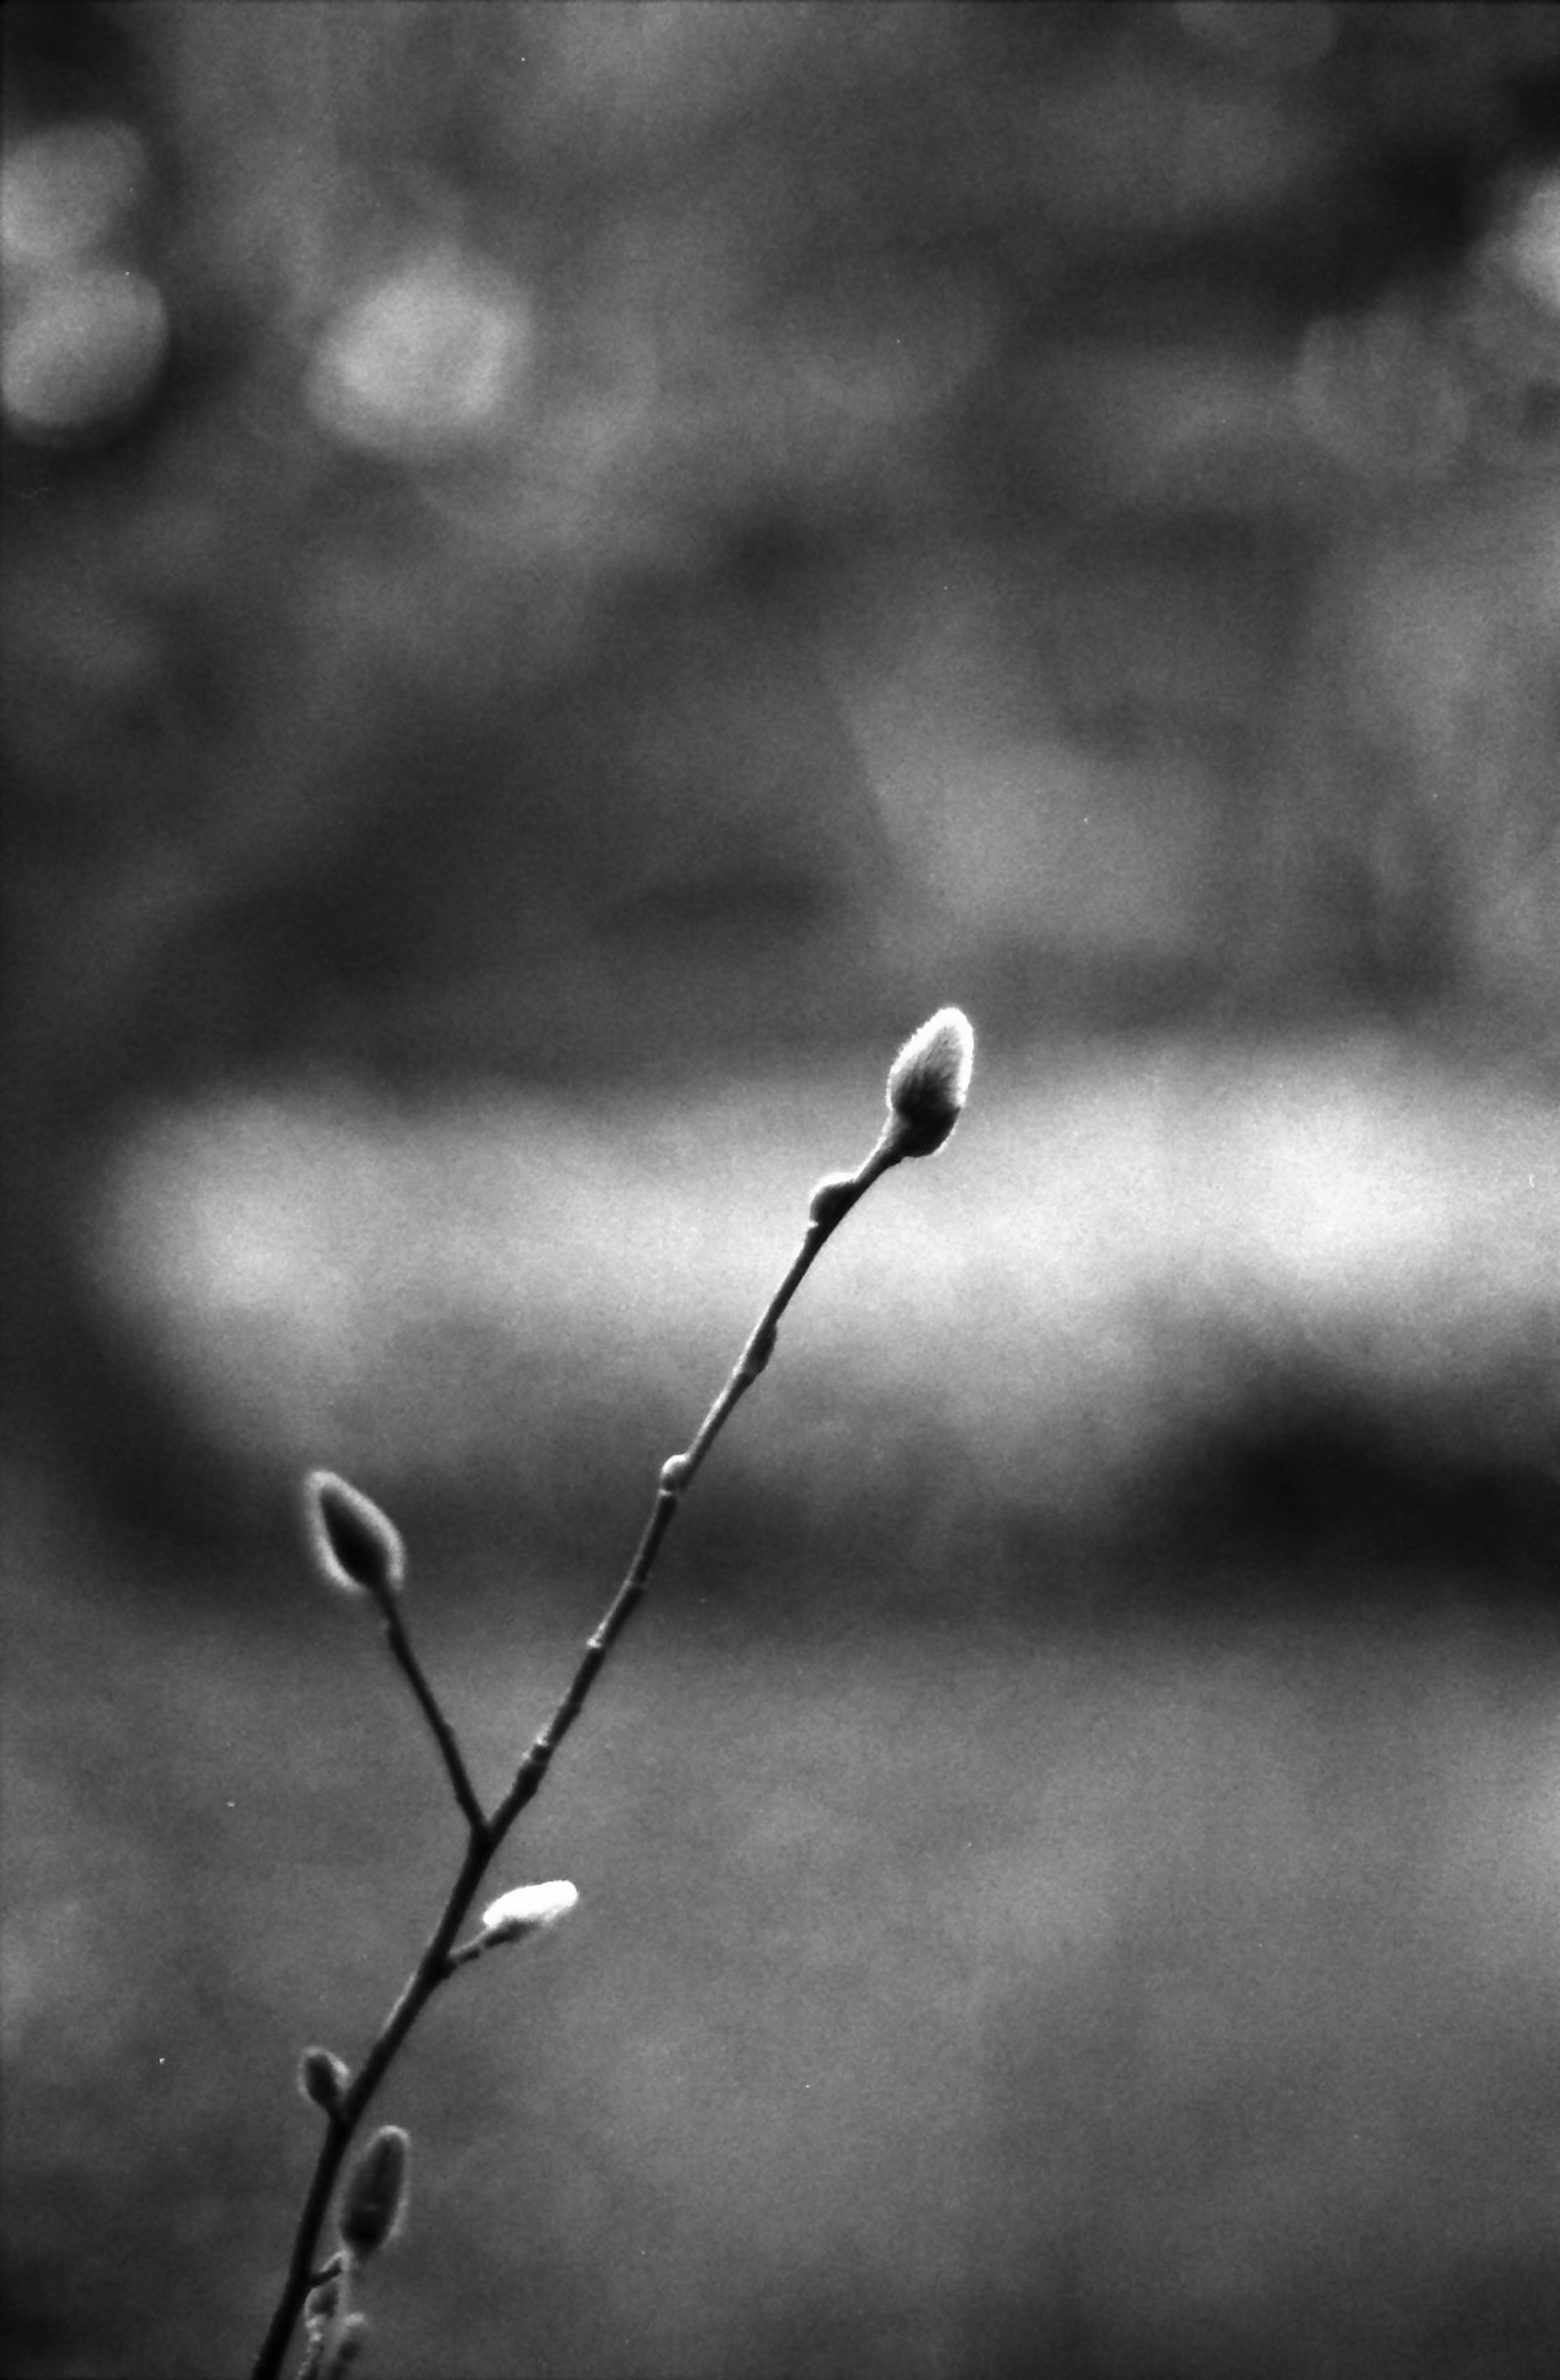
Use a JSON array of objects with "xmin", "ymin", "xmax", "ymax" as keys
[
  {"xmin": 5, "ymin": 0, "xmax": 1559, "ymax": 1089},
  {"xmin": 3, "ymin": 0, "xmax": 1558, "ymax": 1537},
  {"xmin": 3, "ymin": 9, "xmax": 1560, "ymax": 2379},
  {"xmin": 100, "ymin": 1047, "xmax": 1558, "ymax": 1588}
]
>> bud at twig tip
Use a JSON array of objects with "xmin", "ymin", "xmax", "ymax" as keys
[
  {"xmin": 884, "ymin": 1006, "xmax": 975, "ymax": 1159},
  {"xmin": 303, "ymin": 1470, "xmax": 405, "ymax": 1601},
  {"xmin": 338, "ymin": 2125, "xmax": 411, "ymax": 2261}
]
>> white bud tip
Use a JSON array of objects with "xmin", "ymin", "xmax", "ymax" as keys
[
  {"xmin": 480, "ymin": 1879, "xmax": 580, "ymax": 1943},
  {"xmin": 884, "ymin": 1006, "xmax": 975, "ymax": 1158}
]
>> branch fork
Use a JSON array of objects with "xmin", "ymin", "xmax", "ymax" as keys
[{"xmin": 251, "ymin": 1007, "xmax": 974, "ymax": 2380}]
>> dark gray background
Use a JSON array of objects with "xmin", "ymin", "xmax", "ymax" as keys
[{"xmin": 3, "ymin": 7, "xmax": 1558, "ymax": 2376}]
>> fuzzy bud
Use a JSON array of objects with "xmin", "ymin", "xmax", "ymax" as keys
[
  {"xmin": 303, "ymin": 1471, "xmax": 405, "ymax": 1601},
  {"xmin": 297, "ymin": 2046, "xmax": 350, "ymax": 2115},
  {"xmin": 883, "ymin": 1007, "xmax": 975, "ymax": 1159},
  {"xmin": 480, "ymin": 1879, "xmax": 580, "ymax": 1946},
  {"xmin": 338, "ymin": 2125, "xmax": 411, "ymax": 2261}
]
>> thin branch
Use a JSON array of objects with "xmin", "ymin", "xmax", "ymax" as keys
[
  {"xmin": 490, "ymin": 1137, "xmax": 898, "ymax": 1836},
  {"xmin": 249, "ymin": 1829, "xmax": 492, "ymax": 2380},
  {"xmin": 251, "ymin": 991, "xmax": 978, "ymax": 2380},
  {"xmin": 375, "ymin": 1594, "xmax": 488, "ymax": 1836},
  {"xmin": 254, "ymin": 1151, "xmax": 893, "ymax": 2380}
]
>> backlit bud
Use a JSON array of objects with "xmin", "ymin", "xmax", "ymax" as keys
[
  {"xmin": 338, "ymin": 2125, "xmax": 410, "ymax": 2261},
  {"xmin": 480, "ymin": 1879, "xmax": 580, "ymax": 1945},
  {"xmin": 884, "ymin": 1007, "xmax": 975, "ymax": 1158},
  {"xmin": 303, "ymin": 1471, "xmax": 405, "ymax": 1601}
]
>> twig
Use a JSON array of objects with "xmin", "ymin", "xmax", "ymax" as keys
[
  {"xmin": 488, "ymin": 1133, "xmax": 899, "ymax": 1836},
  {"xmin": 377, "ymin": 1593, "xmax": 488, "ymax": 1834},
  {"xmin": 250, "ymin": 1008, "xmax": 973, "ymax": 2380}
]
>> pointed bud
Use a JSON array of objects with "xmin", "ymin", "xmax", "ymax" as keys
[
  {"xmin": 480, "ymin": 1879, "xmax": 580, "ymax": 1946},
  {"xmin": 883, "ymin": 1007, "xmax": 975, "ymax": 1159},
  {"xmin": 338, "ymin": 2125, "xmax": 411, "ymax": 2261},
  {"xmin": 298, "ymin": 2046, "xmax": 350, "ymax": 2115},
  {"xmin": 303, "ymin": 1471, "xmax": 405, "ymax": 1601}
]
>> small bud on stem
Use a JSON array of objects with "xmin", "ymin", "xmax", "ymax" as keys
[
  {"xmin": 480, "ymin": 1879, "xmax": 579, "ymax": 1944},
  {"xmin": 807, "ymin": 1171, "xmax": 859, "ymax": 1231},
  {"xmin": 446, "ymin": 1879, "xmax": 581, "ymax": 1972},
  {"xmin": 324, "ymin": 2315, "xmax": 367, "ymax": 2376},
  {"xmin": 338, "ymin": 2126, "xmax": 411, "ymax": 2262},
  {"xmin": 297, "ymin": 2048, "xmax": 350, "ymax": 2116},
  {"xmin": 304, "ymin": 2271, "xmax": 342, "ymax": 2328}
]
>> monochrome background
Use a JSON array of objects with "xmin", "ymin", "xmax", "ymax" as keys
[{"xmin": 3, "ymin": 7, "xmax": 1558, "ymax": 2376}]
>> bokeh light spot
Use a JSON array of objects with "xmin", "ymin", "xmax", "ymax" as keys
[
  {"xmin": 1508, "ymin": 171, "xmax": 1560, "ymax": 317},
  {"xmin": 309, "ymin": 251, "xmax": 531, "ymax": 457},
  {"xmin": 2, "ymin": 265, "xmax": 168, "ymax": 443},
  {"xmin": 0, "ymin": 119, "xmax": 147, "ymax": 267}
]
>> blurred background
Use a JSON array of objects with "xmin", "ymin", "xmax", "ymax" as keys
[{"xmin": 2, "ymin": 5, "xmax": 1558, "ymax": 2375}]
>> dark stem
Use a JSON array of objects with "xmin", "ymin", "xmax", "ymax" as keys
[
  {"xmin": 492, "ymin": 1139, "xmax": 893, "ymax": 1830},
  {"xmin": 490, "ymin": 1477, "xmax": 679, "ymax": 1835},
  {"xmin": 249, "ymin": 1826, "xmax": 492, "ymax": 2380},
  {"xmin": 252, "ymin": 1137, "xmax": 896, "ymax": 2380},
  {"xmin": 377, "ymin": 1593, "xmax": 488, "ymax": 1833}
]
